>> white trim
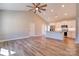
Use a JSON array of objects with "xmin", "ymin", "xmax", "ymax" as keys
[
  {"xmin": 0, "ymin": 35, "xmax": 42, "ymax": 42},
  {"xmin": 0, "ymin": 36, "xmax": 30, "ymax": 42},
  {"xmin": 30, "ymin": 35, "xmax": 42, "ymax": 37}
]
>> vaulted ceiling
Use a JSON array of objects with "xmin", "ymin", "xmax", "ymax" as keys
[{"xmin": 0, "ymin": 3, "xmax": 76, "ymax": 22}]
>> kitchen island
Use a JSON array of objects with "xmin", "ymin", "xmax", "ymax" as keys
[{"xmin": 45, "ymin": 31, "xmax": 64, "ymax": 40}]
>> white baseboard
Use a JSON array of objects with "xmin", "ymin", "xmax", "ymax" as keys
[
  {"xmin": 30, "ymin": 35, "xmax": 42, "ymax": 37},
  {"xmin": 0, "ymin": 35, "xmax": 42, "ymax": 42},
  {"xmin": 0, "ymin": 36, "xmax": 30, "ymax": 42}
]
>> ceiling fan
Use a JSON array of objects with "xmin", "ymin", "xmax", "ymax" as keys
[{"xmin": 27, "ymin": 3, "xmax": 47, "ymax": 13}]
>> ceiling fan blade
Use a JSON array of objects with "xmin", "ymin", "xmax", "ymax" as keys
[
  {"xmin": 28, "ymin": 9, "xmax": 33, "ymax": 11},
  {"xmin": 34, "ymin": 10, "xmax": 36, "ymax": 13},
  {"xmin": 32, "ymin": 3, "xmax": 36, "ymax": 6},
  {"xmin": 39, "ymin": 4, "xmax": 47, "ymax": 7},
  {"xmin": 38, "ymin": 9, "xmax": 41, "ymax": 13},
  {"xmin": 36, "ymin": 3, "xmax": 40, "ymax": 6},
  {"xmin": 41, "ymin": 9, "xmax": 46, "ymax": 11},
  {"xmin": 27, "ymin": 5, "xmax": 33, "ymax": 8}
]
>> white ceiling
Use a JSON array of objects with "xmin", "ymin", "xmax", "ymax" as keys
[
  {"xmin": 37, "ymin": 3, "xmax": 76, "ymax": 22},
  {"xmin": 0, "ymin": 3, "xmax": 31, "ymax": 11},
  {"xmin": 0, "ymin": 3, "xmax": 76, "ymax": 22}
]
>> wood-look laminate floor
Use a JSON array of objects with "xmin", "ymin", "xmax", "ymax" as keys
[{"xmin": 0, "ymin": 36, "xmax": 78, "ymax": 56}]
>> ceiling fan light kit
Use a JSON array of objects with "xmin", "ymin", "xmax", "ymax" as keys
[{"xmin": 27, "ymin": 3, "xmax": 47, "ymax": 13}]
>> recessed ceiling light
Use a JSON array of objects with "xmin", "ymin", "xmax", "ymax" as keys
[
  {"xmin": 61, "ymin": 5, "xmax": 64, "ymax": 7},
  {"xmin": 64, "ymin": 13, "xmax": 68, "ymax": 16},
  {"xmin": 51, "ymin": 9, "xmax": 54, "ymax": 12}
]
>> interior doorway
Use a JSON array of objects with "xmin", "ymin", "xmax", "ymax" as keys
[{"xmin": 30, "ymin": 23, "xmax": 35, "ymax": 36}]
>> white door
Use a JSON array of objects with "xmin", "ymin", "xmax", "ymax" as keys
[{"xmin": 42, "ymin": 24, "xmax": 47, "ymax": 35}]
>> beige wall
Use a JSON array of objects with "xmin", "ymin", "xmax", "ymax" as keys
[
  {"xmin": 0, "ymin": 11, "xmax": 3, "ymax": 35},
  {"xmin": 0, "ymin": 10, "xmax": 46, "ymax": 40},
  {"xmin": 28, "ymin": 12, "xmax": 46, "ymax": 35},
  {"xmin": 1, "ymin": 11, "xmax": 30, "ymax": 34}
]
